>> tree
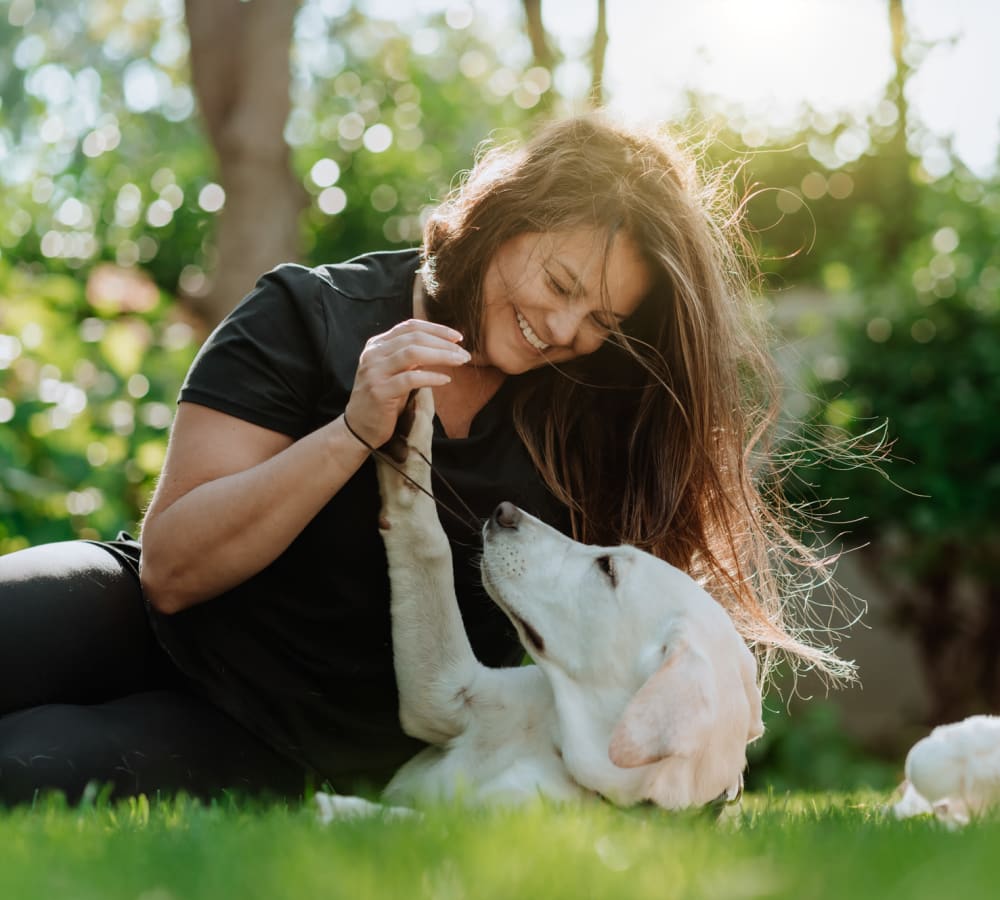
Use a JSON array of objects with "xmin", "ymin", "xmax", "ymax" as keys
[
  {"xmin": 590, "ymin": 0, "xmax": 608, "ymax": 107},
  {"xmin": 788, "ymin": 0, "xmax": 1000, "ymax": 726},
  {"xmin": 521, "ymin": 0, "xmax": 608, "ymax": 108},
  {"xmin": 521, "ymin": 0, "xmax": 555, "ymax": 71},
  {"xmin": 880, "ymin": 0, "xmax": 918, "ymax": 262},
  {"xmin": 183, "ymin": 0, "xmax": 307, "ymax": 328}
]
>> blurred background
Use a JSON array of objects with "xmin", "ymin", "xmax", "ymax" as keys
[{"xmin": 1, "ymin": 0, "xmax": 997, "ymax": 792}]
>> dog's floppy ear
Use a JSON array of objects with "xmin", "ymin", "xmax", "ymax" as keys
[{"xmin": 608, "ymin": 635, "xmax": 717, "ymax": 769}]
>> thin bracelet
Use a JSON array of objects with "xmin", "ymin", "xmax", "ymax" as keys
[{"xmin": 341, "ymin": 414, "xmax": 375, "ymax": 453}]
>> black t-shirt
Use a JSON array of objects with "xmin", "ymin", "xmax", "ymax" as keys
[{"xmin": 146, "ymin": 250, "xmax": 569, "ymax": 790}]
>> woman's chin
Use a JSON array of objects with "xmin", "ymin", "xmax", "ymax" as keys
[{"xmin": 482, "ymin": 341, "xmax": 537, "ymax": 375}]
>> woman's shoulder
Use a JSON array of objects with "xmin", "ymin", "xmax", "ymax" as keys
[{"xmin": 270, "ymin": 248, "xmax": 421, "ymax": 304}]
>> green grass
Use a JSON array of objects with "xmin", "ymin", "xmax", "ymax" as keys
[{"xmin": 1, "ymin": 790, "xmax": 997, "ymax": 900}]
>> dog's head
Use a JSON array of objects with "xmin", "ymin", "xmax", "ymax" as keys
[{"xmin": 480, "ymin": 502, "xmax": 763, "ymax": 809}]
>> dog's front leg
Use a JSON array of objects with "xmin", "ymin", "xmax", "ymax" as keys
[{"xmin": 376, "ymin": 388, "xmax": 485, "ymax": 745}]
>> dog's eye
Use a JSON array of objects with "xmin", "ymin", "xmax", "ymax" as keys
[{"xmin": 596, "ymin": 554, "xmax": 617, "ymax": 586}]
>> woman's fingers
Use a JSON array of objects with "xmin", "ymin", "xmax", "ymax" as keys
[
  {"xmin": 362, "ymin": 327, "xmax": 467, "ymax": 366},
  {"xmin": 380, "ymin": 341, "xmax": 471, "ymax": 372},
  {"xmin": 345, "ymin": 321, "xmax": 468, "ymax": 447},
  {"xmin": 358, "ymin": 329, "xmax": 470, "ymax": 385},
  {"xmin": 382, "ymin": 318, "xmax": 464, "ymax": 344},
  {"xmin": 362, "ymin": 319, "xmax": 463, "ymax": 358}
]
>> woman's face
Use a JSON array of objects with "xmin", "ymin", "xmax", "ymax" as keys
[{"xmin": 476, "ymin": 228, "xmax": 652, "ymax": 375}]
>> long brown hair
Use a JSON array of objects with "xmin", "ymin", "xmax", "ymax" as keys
[{"xmin": 422, "ymin": 113, "xmax": 855, "ymax": 683}]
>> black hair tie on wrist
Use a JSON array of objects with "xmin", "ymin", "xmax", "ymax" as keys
[{"xmin": 342, "ymin": 414, "xmax": 375, "ymax": 452}]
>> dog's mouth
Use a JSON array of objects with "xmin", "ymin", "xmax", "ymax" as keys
[
  {"xmin": 511, "ymin": 612, "xmax": 545, "ymax": 655},
  {"xmin": 480, "ymin": 560, "xmax": 546, "ymax": 655}
]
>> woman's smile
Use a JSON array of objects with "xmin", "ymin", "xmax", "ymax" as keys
[{"xmin": 514, "ymin": 307, "xmax": 551, "ymax": 352}]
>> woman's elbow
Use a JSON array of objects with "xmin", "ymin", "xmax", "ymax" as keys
[{"xmin": 139, "ymin": 553, "xmax": 185, "ymax": 615}]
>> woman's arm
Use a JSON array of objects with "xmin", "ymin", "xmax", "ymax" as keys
[
  {"xmin": 139, "ymin": 404, "xmax": 368, "ymax": 614},
  {"xmin": 139, "ymin": 318, "xmax": 469, "ymax": 615}
]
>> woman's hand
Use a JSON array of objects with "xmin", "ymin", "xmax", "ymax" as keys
[{"xmin": 343, "ymin": 319, "xmax": 469, "ymax": 448}]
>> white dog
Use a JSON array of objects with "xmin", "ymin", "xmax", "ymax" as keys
[
  {"xmin": 891, "ymin": 715, "xmax": 1000, "ymax": 826},
  {"xmin": 316, "ymin": 388, "xmax": 763, "ymax": 821}
]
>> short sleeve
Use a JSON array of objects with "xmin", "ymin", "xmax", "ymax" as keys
[{"xmin": 178, "ymin": 265, "xmax": 329, "ymax": 438}]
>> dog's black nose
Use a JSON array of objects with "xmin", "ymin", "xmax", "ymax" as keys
[{"xmin": 493, "ymin": 502, "xmax": 521, "ymax": 529}]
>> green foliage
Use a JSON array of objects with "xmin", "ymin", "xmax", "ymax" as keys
[
  {"xmin": 747, "ymin": 702, "xmax": 899, "ymax": 793},
  {"xmin": 692, "ymin": 99, "xmax": 920, "ymax": 288},
  {"xmin": 792, "ymin": 168, "xmax": 1000, "ymax": 584},
  {"xmin": 295, "ymin": 8, "xmax": 550, "ymax": 269},
  {"xmin": 0, "ymin": 0, "xmax": 212, "ymax": 282},
  {"xmin": 1, "ymin": 1, "xmax": 547, "ymax": 293},
  {"xmin": 0, "ymin": 260, "xmax": 198, "ymax": 551}
]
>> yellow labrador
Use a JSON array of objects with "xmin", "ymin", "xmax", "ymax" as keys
[{"xmin": 316, "ymin": 388, "xmax": 763, "ymax": 821}]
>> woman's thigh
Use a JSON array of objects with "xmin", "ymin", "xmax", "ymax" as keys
[
  {"xmin": 0, "ymin": 541, "xmax": 174, "ymax": 715},
  {"xmin": 0, "ymin": 690, "xmax": 308, "ymax": 806}
]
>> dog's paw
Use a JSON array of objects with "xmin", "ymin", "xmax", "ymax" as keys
[
  {"xmin": 406, "ymin": 386, "xmax": 435, "ymax": 461},
  {"xmin": 376, "ymin": 387, "xmax": 435, "ymax": 508},
  {"xmin": 314, "ymin": 791, "xmax": 419, "ymax": 824}
]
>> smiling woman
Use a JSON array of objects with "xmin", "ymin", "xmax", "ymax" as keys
[{"xmin": 0, "ymin": 111, "xmax": 854, "ymax": 808}]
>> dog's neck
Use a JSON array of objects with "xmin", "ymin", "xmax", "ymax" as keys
[{"xmin": 541, "ymin": 667, "xmax": 649, "ymax": 805}]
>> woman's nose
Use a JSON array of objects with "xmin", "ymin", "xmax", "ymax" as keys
[{"xmin": 543, "ymin": 305, "xmax": 588, "ymax": 348}]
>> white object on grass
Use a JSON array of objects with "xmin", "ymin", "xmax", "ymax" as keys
[
  {"xmin": 892, "ymin": 714, "xmax": 1000, "ymax": 826},
  {"xmin": 314, "ymin": 793, "xmax": 418, "ymax": 823}
]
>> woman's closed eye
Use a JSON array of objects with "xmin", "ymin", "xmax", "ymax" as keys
[
  {"xmin": 588, "ymin": 311, "xmax": 618, "ymax": 331},
  {"xmin": 545, "ymin": 271, "xmax": 571, "ymax": 297},
  {"xmin": 544, "ymin": 267, "xmax": 620, "ymax": 336}
]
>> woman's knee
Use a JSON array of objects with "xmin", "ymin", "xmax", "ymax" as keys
[{"xmin": 0, "ymin": 541, "xmax": 167, "ymax": 714}]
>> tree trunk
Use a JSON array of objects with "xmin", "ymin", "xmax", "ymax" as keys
[
  {"xmin": 521, "ymin": 0, "xmax": 554, "ymax": 69},
  {"xmin": 183, "ymin": 0, "xmax": 307, "ymax": 329},
  {"xmin": 589, "ymin": 0, "xmax": 608, "ymax": 107},
  {"xmin": 882, "ymin": 0, "xmax": 915, "ymax": 262}
]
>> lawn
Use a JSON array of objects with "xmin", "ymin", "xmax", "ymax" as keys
[{"xmin": 1, "ymin": 790, "xmax": 996, "ymax": 900}]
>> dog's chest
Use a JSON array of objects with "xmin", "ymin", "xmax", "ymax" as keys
[
  {"xmin": 385, "ymin": 725, "xmax": 585, "ymax": 805},
  {"xmin": 383, "ymin": 680, "xmax": 588, "ymax": 805}
]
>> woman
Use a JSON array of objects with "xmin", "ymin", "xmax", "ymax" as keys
[{"xmin": 0, "ymin": 113, "xmax": 849, "ymax": 806}]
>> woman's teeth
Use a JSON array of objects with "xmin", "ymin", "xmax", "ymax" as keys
[{"xmin": 516, "ymin": 309, "xmax": 550, "ymax": 351}]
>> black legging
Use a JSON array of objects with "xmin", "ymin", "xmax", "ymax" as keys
[{"xmin": 0, "ymin": 540, "xmax": 307, "ymax": 806}]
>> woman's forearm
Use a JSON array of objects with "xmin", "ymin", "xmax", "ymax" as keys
[{"xmin": 139, "ymin": 416, "xmax": 369, "ymax": 614}]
